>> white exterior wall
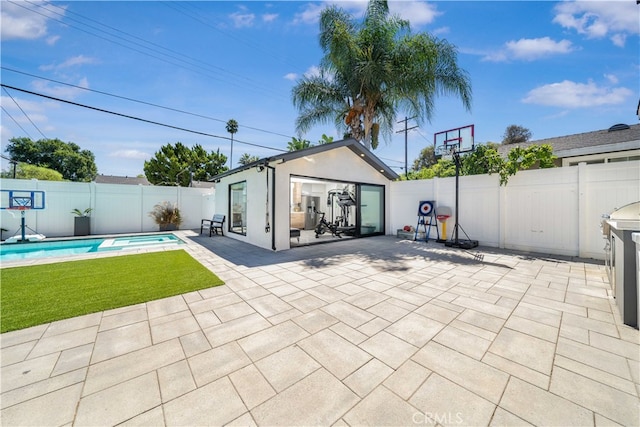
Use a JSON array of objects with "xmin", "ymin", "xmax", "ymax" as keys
[
  {"xmin": 0, "ymin": 179, "xmax": 214, "ymax": 237},
  {"xmin": 216, "ymin": 146, "xmax": 392, "ymax": 251},
  {"xmin": 215, "ymin": 167, "xmax": 274, "ymax": 250},
  {"xmin": 390, "ymin": 161, "xmax": 639, "ymax": 260}
]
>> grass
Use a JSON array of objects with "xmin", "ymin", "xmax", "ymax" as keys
[{"xmin": 0, "ymin": 250, "xmax": 224, "ymax": 333}]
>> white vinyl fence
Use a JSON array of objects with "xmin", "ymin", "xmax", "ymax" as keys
[
  {"xmin": 390, "ymin": 161, "xmax": 639, "ymax": 260},
  {"xmin": 0, "ymin": 179, "xmax": 215, "ymax": 238},
  {"xmin": 1, "ymin": 160, "xmax": 637, "ymax": 261}
]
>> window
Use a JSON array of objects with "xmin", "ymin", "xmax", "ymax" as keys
[{"xmin": 229, "ymin": 181, "xmax": 246, "ymax": 235}]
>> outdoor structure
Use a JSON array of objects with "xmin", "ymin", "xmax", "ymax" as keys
[
  {"xmin": 497, "ymin": 123, "xmax": 640, "ymax": 166},
  {"xmin": 211, "ymin": 138, "xmax": 398, "ymax": 251}
]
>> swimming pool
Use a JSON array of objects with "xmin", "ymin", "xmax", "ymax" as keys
[{"xmin": 0, "ymin": 233, "xmax": 185, "ymax": 262}]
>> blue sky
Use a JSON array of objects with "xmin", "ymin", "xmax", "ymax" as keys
[{"xmin": 1, "ymin": 1, "xmax": 638, "ymax": 177}]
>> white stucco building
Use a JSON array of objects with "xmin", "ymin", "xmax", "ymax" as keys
[{"xmin": 211, "ymin": 138, "xmax": 399, "ymax": 251}]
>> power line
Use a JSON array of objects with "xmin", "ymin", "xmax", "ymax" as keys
[
  {"xmin": 2, "ymin": 87, "xmax": 47, "ymax": 139},
  {"xmin": 12, "ymin": 1, "xmax": 286, "ymax": 101},
  {"xmin": 1, "ymin": 84, "xmax": 288, "ymax": 153},
  {"xmin": 1, "ymin": 106, "xmax": 33, "ymax": 139},
  {"xmin": 164, "ymin": 2, "xmax": 301, "ymax": 70},
  {"xmin": 416, "ymin": 128, "xmax": 434, "ymax": 144},
  {"xmin": 2, "ymin": 67, "xmax": 295, "ymax": 140}
]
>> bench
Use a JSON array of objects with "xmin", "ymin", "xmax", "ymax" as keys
[
  {"xmin": 290, "ymin": 228, "xmax": 300, "ymax": 242},
  {"xmin": 201, "ymin": 214, "xmax": 225, "ymax": 237}
]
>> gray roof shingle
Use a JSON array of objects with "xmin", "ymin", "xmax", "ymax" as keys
[{"xmin": 497, "ymin": 123, "xmax": 640, "ymax": 157}]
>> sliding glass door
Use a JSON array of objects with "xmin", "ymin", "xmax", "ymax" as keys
[{"xmin": 358, "ymin": 184, "xmax": 384, "ymax": 236}]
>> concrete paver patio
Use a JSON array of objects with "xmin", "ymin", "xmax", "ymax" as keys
[{"xmin": 1, "ymin": 231, "xmax": 638, "ymax": 426}]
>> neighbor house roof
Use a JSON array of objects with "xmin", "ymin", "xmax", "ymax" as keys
[
  {"xmin": 94, "ymin": 175, "xmax": 215, "ymax": 188},
  {"xmin": 497, "ymin": 123, "xmax": 640, "ymax": 158},
  {"xmin": 94, "ymin": 175, "xmax": 152, "ymax": 185},
  {"xmin": 212, "ymin": 138, "xmax": 400, "ymax": 181}
]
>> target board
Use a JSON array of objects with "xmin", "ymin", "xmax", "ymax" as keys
[{"xmin": 417, "ymin": 201, "xmax": 434, "ymax": 217}]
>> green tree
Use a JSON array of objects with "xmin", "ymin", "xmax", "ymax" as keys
[
  {"xmin": 287, "ymin": 137, "xmax": 312, "ymax": 152},
  {"xmin": 461, "ymin": 143, "xmax": 502, "ymax": 176},
  {"xmin": 499, "ymin": 144, "xmax": 556, "ymax": 185},
  {"xmin": 238, "ymin": 153, "xmax": 260, "ymax": 165},
  {"xmin": 292, "ymin": 0, "xmax": 471, "ymax": 150},
  {"xmin": 412, "ymin": 146, "xmax": 437, "ymax": 171},
  {"xmin": 406, "ymin": 143, "xmax": 556, "ymax": 185},
  {"xmin": 5, "ymin": 137, "xmax": 98, "ymax": 182},
  {"xmin": 0, "ymin": 163, "xmax": 64, "ymax": 181},
  {"xmin": 403, "ymin": 158, "xmax": 456, "ymax": 180},
  {"xmin": 502, "ymin": 125, "xmax": 532, "ymax": 145},
  {"xmin": 226, "ymin": 119, "xmax": 239, "ymax": 168},
  {"xmin": 143, "ymin": 142, "xmax": 227, "ymax": 186}
]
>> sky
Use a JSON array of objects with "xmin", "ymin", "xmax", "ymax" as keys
[{"xmin": 1, "ymin": 0, "xmax": 638, "ymax": 177}]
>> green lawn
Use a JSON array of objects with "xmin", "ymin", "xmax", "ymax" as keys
[{"xmin": 0, "ymin": 250, "xmax": 224, "ymax": 333}]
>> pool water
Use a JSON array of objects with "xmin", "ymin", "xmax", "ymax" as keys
[{"xmin": 0, "ymin": 234, "xmax": 184, "ymax": 262}]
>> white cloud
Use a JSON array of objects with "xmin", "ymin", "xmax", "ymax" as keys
[
  {"xmin": 432, "ymin": 26, "xmax": 450, "ymax": 36},
  {"xmin": 0, "ymin": 1, "xmax": 65, "ymax": 41},
  {"xmin": 293, "ymin": 1, "xmax": 440, "ymax": 28},
  {"xmin": 39, "ymin": 55, "xmax": 98, "ymax": 71},
  {"xmin": 32, "ymin": 77, "xmax": 90, "ymax": 100},
  {"xmin": 604, "ymin": 74, "xmax": 619, "ymax": 84},
  {"xmin": 304, "ymin": 66, "xmax": 321, "ymax": 78},
  {"xmin": 109, "ymin": 149, "xmax": 150, "ymax": 160},
  {"xmin": 293, "ymin": 3, "xmax": 325, "ymax": 25},
  {"xmin": 262, "ymin": 13, "xmax": 278, "ymax": 23},
  {"xmin": 230, "ymin": 12, "xmax": 255, "ymax": 28},
  {"xmin": 284, "ymin": 66, "xmax": 321, "ymax": 81},
  {"xmin": 610, "ymin": 33, "xmax": 626, "ymax": 48},
  {"xmin": 46, "ymin": 35, "xmax": 60, "ymax": 46},
  {"xmin": 522, "ymin": 80, "xmax": 632, "ymax": 108},
  {"xmin": 389, "ymin": 1, "xmax": 440, "ymax": 27},
  {"xmin": 484, "ymin": 37, "xmax": 574, "ymax": 62},
  {"xmin": 553, "ymin": 1, "xmax": 639, "ymax": 47},
  {"xmin": 506, "ymin": 37, "xmax": 574, "ymax": 60}
]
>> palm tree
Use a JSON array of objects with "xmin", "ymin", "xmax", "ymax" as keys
[
  {"xmin": 226, "ymin": 119, "xmax": 239, "ymax": 168},
  {"xmin": 318, "ymin": 134, "xmax": 334, "ymax": 145},
  {"xmin": 292, "ymin": 0, "xmax": 472, "ymax": 150},
  {"xmin": 238, "ymin": 153, "xmax": 260, "ymax": 165},
  {"xmin": 287, "ymin": 137, "xmax": 312, "ymax": 152}
]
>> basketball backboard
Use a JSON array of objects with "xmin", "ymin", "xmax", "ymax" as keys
[
  {"xmin": 434, "ymin": 124, "xmax": 474, "ymax": 157},
  {"xmin": 0, "ymin": 190, "xmax": 46, "ymax": 210}
]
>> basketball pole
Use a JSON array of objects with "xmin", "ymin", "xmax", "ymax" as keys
[{"xmin": 445, "ymin": 148, "xmax": 479, "ymax": 250}]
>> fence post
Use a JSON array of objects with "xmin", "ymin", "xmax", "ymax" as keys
[
  {"xmin": 499, "ymin": 184, "xmax": 507, "ymax": 249},
  {"xmin": 578, "ymin": 162, "xmax": 588, "ymax": 258}
]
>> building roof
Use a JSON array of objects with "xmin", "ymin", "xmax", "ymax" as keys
[
  {"xmin": 94, "ymin": 175, "xmax": 152, "ymax": 185},
  {"xmin": 497, "ymin": 123, "xmax": 640, "ymax": 158},
  {"xmin": 212, "ymin": 138, "xmax": 400, "ymax": 181},
  {"xmin": 94, "ymin": 175, "xmax": 215, "ymax": 188}
]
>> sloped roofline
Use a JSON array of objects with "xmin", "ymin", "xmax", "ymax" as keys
[
  {"xmin": 211, "ymin": 138, "xmax": 399, "ymax": 181},
  {"xmin": 496, "ymin": 123, "xmax": 640, "ymax": 157}
]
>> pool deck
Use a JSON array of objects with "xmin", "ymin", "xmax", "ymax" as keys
[{"xmin": 1, "ymin": 230, "xmax": 638, "ymax": 426}]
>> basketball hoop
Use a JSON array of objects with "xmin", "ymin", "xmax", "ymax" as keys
[{"xmin": 6, "ymin": 206, "xmax": 30, "ymax": 211}]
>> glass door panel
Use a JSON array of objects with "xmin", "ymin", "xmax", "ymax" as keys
[{"xmin": 359, "ymin": 184, "xmax": 384, "ymax": 235}]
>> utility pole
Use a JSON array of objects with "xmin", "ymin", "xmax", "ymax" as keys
[{"xmin": 396, "ymin": 116, "xmax": 418, "ymax": 178}]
